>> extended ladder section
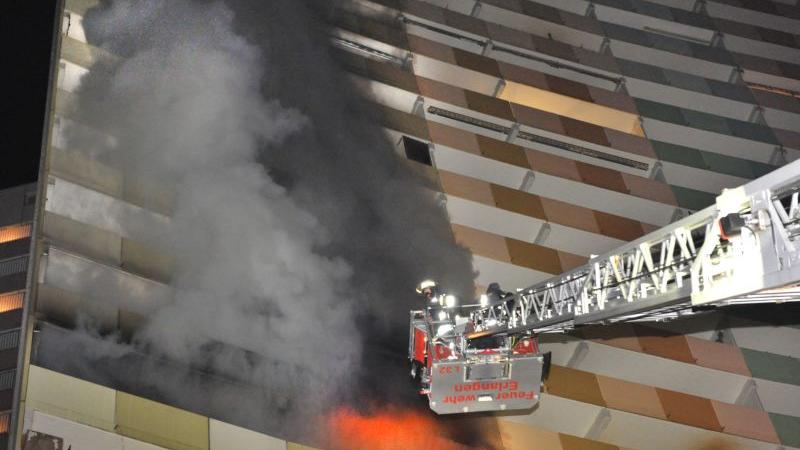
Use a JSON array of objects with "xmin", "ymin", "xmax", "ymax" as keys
[{"xmin": 469, "ymin": 159, "xmax": 800, "ymax": 338}]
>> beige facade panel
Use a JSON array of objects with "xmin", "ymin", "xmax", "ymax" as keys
[
  {"xmin": 120, "ymin": 238, "xmax": 173, "ymax": 283},
  {"xmin": 37, "ymin": 284, "xmax": 120, "ymax": 331},
  {"xmin": 286, "ymin": 443, "xmax": 321, "ymax": 450},
  {"xmin": 115, "ymin": 391, "xmax": 210, "ymax": 450},
  {"xmin": 50, "ymin": 147, "xmax": 124, "ymax": 198},
  {"xmin": 44, "ymin": 212, "xmax": 123, "ymax": 266},
  {"xmin": 26, "ymin": 365, "xmax": 117, "ymax": 432},
  {"xmin": 65, "ymin": 0, "xmax": 100, "ymax": 16},
  {"xmin": 209, "ymin": 420, "xmax": 287, "ymax": 450}
]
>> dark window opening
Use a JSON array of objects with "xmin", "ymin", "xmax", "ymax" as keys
[{"xmin": 402, "ymin": 136, "xmax": 432, "ymax": 166}]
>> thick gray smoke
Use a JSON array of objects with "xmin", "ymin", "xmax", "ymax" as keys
[{"xmin": 40, "ymin": 0, "xmax": 474, "ymax": 441}]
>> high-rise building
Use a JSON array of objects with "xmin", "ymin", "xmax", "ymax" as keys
[{"xmin": 9, "ymin": 0, "xmax": 800, "ymax": 449}]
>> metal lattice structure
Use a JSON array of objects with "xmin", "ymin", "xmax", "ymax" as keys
[{"xmin": 470, "ymin": 159, "xmax": 800, "ymax": 338}]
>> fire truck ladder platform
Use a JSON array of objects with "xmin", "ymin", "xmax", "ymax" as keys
[{"xmin": 469, "ymin": 158, "xmax": 800, "ymax": 338}]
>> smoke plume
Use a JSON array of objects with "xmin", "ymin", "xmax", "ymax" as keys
[{"xmin": 38, "ymin": 0, "xmax": 475, "ymax": 442}]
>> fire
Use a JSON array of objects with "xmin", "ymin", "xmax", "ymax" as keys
[{"xmin": 323, "ymin": 407, "xmax": 485, "ymax": 450}]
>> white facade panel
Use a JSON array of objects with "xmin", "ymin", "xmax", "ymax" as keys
[
  {"xmin": 660, "ymin": 160, "xmax": 748, "ymax": 195},
  {"xmin": 444, "ymin": 195, "xmax": 624, "ymax": 256},
  {"xmin": 42, "ymin": 247, "xmax": 170, "ymax": 315},
  {"xmin": 433, "ymin": 144, "xmax": 673, "ymax": 225},
  {"xmin": 472, "ymin": 255, "xmax": 550, "ymax": 290},
  {"xmin": 642, "ymin": 117, "xmax": 797, "ymax": 164},
  {"xmin": 46, "ymin": 176, "xmax": 170, "ymax": 242},
  {"xmin": 706, "ymin": 1, "xmax": 800, "ymax": 35},
  {"xmin": 610, "ymin": 40, "xmax": 733, "ymax": 81},
  {"xmin": 542, "ymin": 338, "xmax": 750, "ymax": 404}
]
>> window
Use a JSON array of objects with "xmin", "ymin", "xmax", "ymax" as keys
[{"xmin": 402, "ymin": 136, "xmax": 433, "ymax": 166}]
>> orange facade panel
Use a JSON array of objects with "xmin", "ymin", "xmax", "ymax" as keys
[
  {"xmin": 633, "ymin": 326, "xmax": 696, "ymax": 364},
  {"xmin": 596, "ymin": 374, "xmax": 668, "ymax": 420},
  {"xmin": 711, "ymin": 400, "xmax": 781, "ymax": 443},
  {"xmin": 656, "ymin": 389, "xmax": 724, "ymax": 432},
  {"xmin": 685, "ymin": 336, "xmax": 752, "ymax": 377}
]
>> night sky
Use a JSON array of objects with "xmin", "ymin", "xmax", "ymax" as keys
[{"xmin": 1, "ymin": 1, "xmax": 57, "ymax": 190}]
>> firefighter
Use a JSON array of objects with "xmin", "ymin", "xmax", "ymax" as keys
[{"xmin": 416, "ymin": 279, "xmax": 441, "ymax": 305}]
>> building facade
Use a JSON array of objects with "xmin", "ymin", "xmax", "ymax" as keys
[{"xmin": 9, "ymin": 0, "xmax": 800, "ymax": 449}]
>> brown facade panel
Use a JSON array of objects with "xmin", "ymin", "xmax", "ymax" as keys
[
  {"xmin": 464, "ymin": 90, "xmax": 516, "ymax": 122},
  {"xmin": 545, "ymin": 365, "xmax": 606, "ymax": 407},
  {"xmin": 365, "ymin": 58, "xmax": 420, "ymax": 94},
  {"xmin": 407, "ymin": 35, "xmax": 457, "ymax": 65},
  {"xmin": 443, "ymin": 9, "xmax": 489, "ymax": 38},
  {"xmin": 558, "ymin": 434, "xmax": 619, "ymax": 450},
  {"xmin": 592, "ymin": 211, "xmax": 647, "ymax": 241},
  {"xmin": 561, "ymin": 117, "xmax": 611, "ymax": 147},
  {"xmin": 575, "ymin": 163, "xmax": 629, "ymax": 194},
  {"xmin": 510, "ymin": 103, "xmax": 566, "ymax": 134},
  {"xmin": 398, "ymin": 0, "xmax": 446, "ymax": 23},
  {"xmin": 497, "ymin": 61, "xmax": 548, "ymax": 90},
  {"xmin": 495, "ymin": 420, "xmax": 564, "ymax": 450},
  {"xmin": 416, "ymin": 76, "xmax": 469, "ymax": 109},
  {"xmin": 773, "ymin": 127, "xmax": 800, "ymax": 151},
  {"xmin": 427, "ymin": 122, "xmax": 481, "ymax": 154},
  {"xmin": 621, "ymin": 173, "xmax": 678, "ymax": 206},
  {"xmin": 451, "ymin": 224, "xmax": 511, "ymax": 262},
  {"xmin": 476, "ymin": 135, "xmax": 531, "ymax": 168},
  {"xmin": 545, "ymin": 75, "xmax": 593, "ymax": 103},
  {"xmin": 587, "ymin": 85, "xmax": 639, "ymax": 114},
  {"xmin": 540, "ymin": 197, "xmax": 602, "ymax": 235},
  {"xmin": 378, "ymin": 106, "xmax": 430, "ymax": 140},
  {"xmin": 439, "ymin": 170, "xmax": 495, "ymax": 206},
  {"xmin": 524, "ymin": 149, "xmax": 582, "ymax": 183},
  {"xmin": 489, "ymin": 184, "xmax": 546, "ymax": 219},
  {"xmin": 486, "ymin": 22, "xmax": 536, "ymax": 52},
  {"xmin": 482, "ymin": 0, "xmax": 524, "ymax": 13},
  {"xmin": 557, "ymin": 251, "xmax": 587, "ymax": 271},
  {"xmin": 452, "ymin": 48, "xmax": 502, "ymax": 77},
  {"xmin": 505, "ymin": 238, "xmax": 563, "ymax": 273},
  {"xmin": 656, "ymin": 388, "xmax": 724, "ymax": 432}
]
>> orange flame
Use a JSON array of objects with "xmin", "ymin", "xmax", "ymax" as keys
[{"xmin": 323, "ymin": 407, "xmax": 486, "ymax": 450}]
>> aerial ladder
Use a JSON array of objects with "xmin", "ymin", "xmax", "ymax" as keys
[{"xmin": 409, "ymin": 158, "xmax": 800, "ymax": 414}]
